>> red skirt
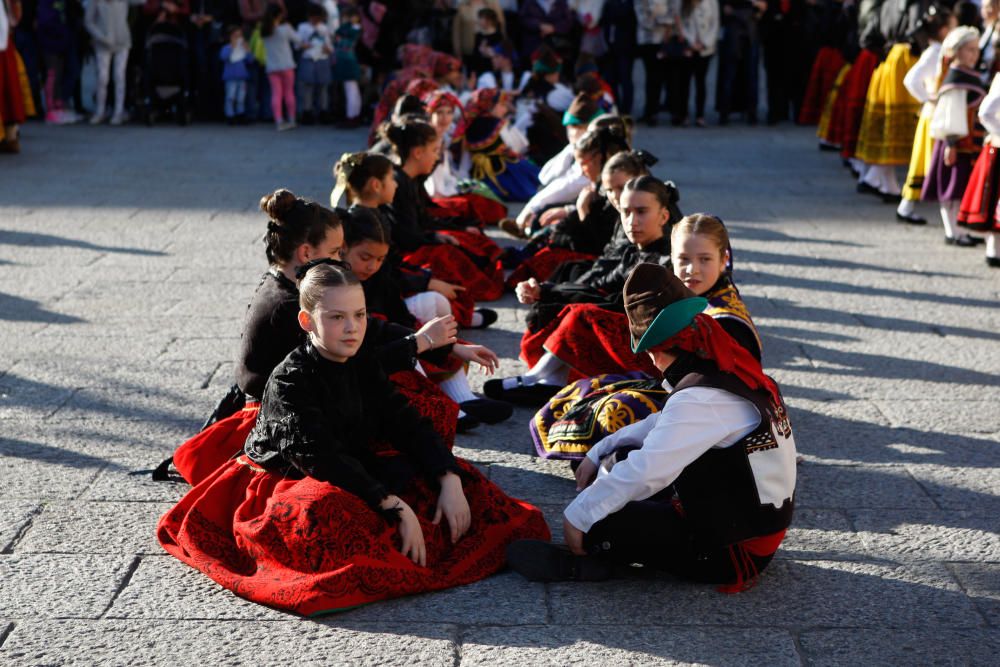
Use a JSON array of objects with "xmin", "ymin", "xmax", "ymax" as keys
[
  {"xmin": 543, "ymin": 305, "xmax": 659, "ymax": 380},
  {"xmin": 828, "ymin": 49, "xmax": 878, "ymax": 158},
  {"xmin": 170, "ymin": 373, "xmax": 458, "ymax": 487},
  {"xmin": 959, "ymin": 143, "xmax": 1000, "ymax": 232},
  {"xmin": 430, "ymin": 194, "xmax": 507, "ymax": 226},
  {"xmin": 505, "ymin": 247, "xmax": 596, "ymax": 290},
  {"xmin": 404, "ymin": 245, "xmax": 504, "ymax": 303},
  {"xmin": 0, "ymin": 42, "xmax": 27, "ymax": 125},
  {"xmin": 798, "ymin": 47, "xmax": 846, "ymax": 125},
  {"xmin": 157, "ymin": 456, "xmax": 551, "ymax": 616}
]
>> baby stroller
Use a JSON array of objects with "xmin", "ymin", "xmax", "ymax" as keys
[{"xmin": 139, "ymin": 22, "xmax": 192, "ymax": 125}]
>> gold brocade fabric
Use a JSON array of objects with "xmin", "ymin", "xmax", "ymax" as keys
[{"xmin": 855, "ymin": 43, "xmax": 921, "ymax": 165}]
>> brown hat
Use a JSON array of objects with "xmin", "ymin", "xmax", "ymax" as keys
[{"xmin": 624, "ymin": 263, "xmax": 708, "ymax": 353}]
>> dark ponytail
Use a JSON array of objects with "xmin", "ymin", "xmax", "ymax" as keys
[
  {"xmin": 384, "ymin": 116, "xmax": 438, "ymax": 162},
  {"xmin": 622, "ymin": 176, "xmax": 683, "ymax": 223},
  {"xmin": 334, "ymin": 152, "xmax": 394, "ymax": 203},
  {"xmin": 576, "ymin": 118, "xmax": 632, "ymax": 171},
  {"xmin": 341, "ymin": 206, "xmax": 392, "ymax": 247},
  {"xmin": 260, "ymin": 189, "xmax": 342, "ymax": 265}
]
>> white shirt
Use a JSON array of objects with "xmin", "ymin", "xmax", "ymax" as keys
[
  {"xmin": 517, "ymin": 163, "xmax": 589, "ymax": 224},
  {"xmin": 296, "ymin": 22, "xmax": 332, "ymax": 61},
  {"xmin": 478, "ymin": 70, "xmax": 517, "ymax": 92},
  {"xmin": 680, "ymin": 0, "xmax": 719, "ymax": 57},
  {"xmin": 979, "ymin": 74, "xmax": 1000, "ymax": 144},
  {"xmin": 564, "ymin": 381, "xmax": 761, "ymax": 533},
  {"xmin": 903, "ymin": 41, "xmax": 941, "ymax": 117},
  {"xmin": 929, "ymin": 86, "xmax": 970, "ymax": 141}
]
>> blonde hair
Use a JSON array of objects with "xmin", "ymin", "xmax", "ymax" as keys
[{"xmin": 670, "ymin": 214, "xmax": 729, "ymax": 258}]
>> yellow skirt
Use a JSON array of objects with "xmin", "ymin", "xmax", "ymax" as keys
[
  {"xmin": 818, "ymin": 65, "xmax": 850, "ymax": 143},
  {"xmin": 901, "ymin": 113, "xmax": 933, "ymax": 201},
  {"xmin": 855, "ymin": 43, "xmax": 921, "ymax": 165},
  {"xmin": 15, "ymin": 50, "xmax": 37, "ymax": 118}
]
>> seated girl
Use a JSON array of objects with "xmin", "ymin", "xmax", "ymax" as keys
[
  {"xmin": 507, "ymin": 263, "xmax": 796, "ymax": 591},
  {"xmin": 383, "ymin": 117, "xmax": 508, "ymax": 306},
  {"xmin": 336, "ymin": 149, "xmax": 499, "ymax": 327},
  {"xmin": 158, "ymin": 190, "xmax": 464, "ymax": 486},
  {"xmin": 423, "ymin": 89, "xmax": 509, "ymax": 226},
  {"xmin": 463, "ymin": 88, "xmax": 541, "ymax": 202},
  {"xmin": 515, "ymin": 45, "xmax": 577, "ymax": 166},
  {"xmin": 487, "ymin": 176, "xmax": 679, "ymax": 404},
  {"xmin": 502, "ymin": 93, "xmax": 607, "ymax": 238},
  {"xmin": 529, "ymin": 215, "xmax": 764, "ymax": 461},
  {"xmin": 341, "ymin": 206, "xmax": 514, "ymax": 428},
  {"xmin": 158, "ymin": 263, "xmax": 551, "ymax": 616}
]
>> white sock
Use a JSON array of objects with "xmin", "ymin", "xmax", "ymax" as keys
[
  {"xmin": 861, "ymin": 163, "xmax": 880, "ymax": 188},
  {"xmin": 524, "ymin": 351, "xmax": 569, "ymax": 385},
  {"xmin": 470, "ymin": 311, "xmax": 484, "ymax": 327},
  {"xmin": 437, "ymin": 370, "xmax": 478, "ymax": 404},
  {"xmin": 987, "ymin": 232, "xmax": 999, "ymax": 258},
  {"xmin": 883, "ymin": 167, "xmax": 901, "ymax": 194},
  {"xmin": 940, "ymin": 201, "xmax": 963, "ymax": 239},
  {"xmin": 897, "ymin": 198, "xmax": 916, "ymax": 216},
  {"xmin": 852, "ymin": 158, "xmax": 867, "ymax": 180}
]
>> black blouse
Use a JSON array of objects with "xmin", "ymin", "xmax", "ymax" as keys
[
  {"xmin": 235, "ymin": 270, "xmax": 441, "ymax": 400},
  {"xmin": 547, "ymin": 193, "xmax": 621, "ymax": 256},
  {"xmin": 244, "ymin": 341, "xmax": 460, "ymax": 509}
]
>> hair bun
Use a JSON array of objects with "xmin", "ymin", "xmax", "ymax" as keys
[
  {"xmin": 260, "ymin": 189, "xmax": 299, "ymax": 221},
  {"xmin": 635, "ymin": 149, "xmax": 659, "ymax": 168}
]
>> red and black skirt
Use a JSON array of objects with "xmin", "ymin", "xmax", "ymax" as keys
[
  {"xmin": 505, "ymin": 247, "xmax": 596, "ymax": 290},
  {"xmin": 799, "ymin": 46, "xmax": 846, "ymax": 125},
  {"xmin": 959, "ymin": 143, "xmax": 1000, "ymax": 231},
  {"xmin": 157, "ymin": 456, "xmax": 550, "ymax": 616},
  {"xmin": 404, "ymin": 244, "xmax": 504, "ymax": 304},
  {"xmin": 430, "ymin": 193, "xmax": 507, "ymax": 226},
  {"xmin": 828, "ymin": 49, "xmax": 878, "ymax": 159}
]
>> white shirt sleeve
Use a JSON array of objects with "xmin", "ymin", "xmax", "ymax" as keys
[
  {"xmin": 585, "ymin": 410, "xmax": 662, "ymax": 463},
  {"xmin": 539, "ymin": 143, "xmax": 575, "ymax": 185},
  {"xmin": 979, "ymin": 75, "xmax": 1000, "ymax": 138},
  {"xmin": 477, "ymin": 72, "xmax": 498, "ymax": 90},
  {"xmin": 564, "ymin": 387, "xmax": 761, "ymax": 533},
  {"xmin": 929, "ymin": 87, "xmax": 969, "ymax": 140},
  {"xmin": 518, "ymin": 167, "xmax": 588, "ymax": 221},
  {"xmin": 903, "ymin": 43, "xmax": 940, "ymax": 104}
]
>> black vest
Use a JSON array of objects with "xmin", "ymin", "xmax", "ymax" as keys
[{"xmin": 669, "ymin": 371, "xmax": 796, "ymax": 547}]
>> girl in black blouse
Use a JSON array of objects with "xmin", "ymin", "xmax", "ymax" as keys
[
  {"xmin": 162, "ymin": 189, "xmax": 466, "ymax": 486},
  {"xmin": 157, "ymin": 263, "xmax": 550, "ymax": 616}
]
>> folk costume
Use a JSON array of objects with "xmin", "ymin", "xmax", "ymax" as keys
[
  {"xmin": 158, "ymin": 340, "xmax": 550, "ymax": 616},
  {"xmin": 530, "ymin": 272, "xmax": 762, "ymax": 461},
  {"xmin": 160, "ymin": 269, "xmax": 460, "ymax": 487},
  {"xmin": 0, "ymin": 0, "xmax": 29, "ymax": 152},
  {"xmin": 853, "ymin": 1, "xmax": 923, "ymax": 195},
  {"xmin": 897, "ymin": 38, "xmax": 943, "ymax": 221},
  {"xmin": 922, "ymin": 28, "xmax": 987, "ymax": 245},
  {"xmin": 507, "ymin": 263, "xmax": 796, "ymax": 591},
  {"xmin": 799, "ymin": 3, "xmax": 854, "ymax": 125},
  {"xmin": 958, "ymin": 74, "xmax": 1000, "ymax": 264},
  {"xmin": 464, "ymin": 88, "xmax": 541, "ymax": 202}
]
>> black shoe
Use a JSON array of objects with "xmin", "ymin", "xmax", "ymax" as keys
[
  {"xmin": 818, "ymin": 142, "xmax": 840, "ymax": 152},
  {"xmin": 856, "ymin": 181, "xmax": 882, "ymax": 197},
  {"xmin": 301, "ymin": 112, "xmax": 316, "ymax": 126},
  {"xmin": 896, "ymin": 212, "xmax": 927, "ymax": 225},
  {"xmin": 469, "ymin": 308, "xmax": 498, "ymax": 329},
  {"xmin": 506, "ymin": 540, "xmax": 614, "ymax": 582},
  {"xmin": 987, "ymin": 256, "xmax": 1000, "ymax": 267},
  {"xmin": 483, "ymin": 377, "xmax": 561, "ymax": 406},
  {"xmin": 456, "ymin": 413, "xmax": 481, "ymax": 433},
  {"xmin": 881, "ymin": 192, "xmax": 902, "ymax": 204},
  {"xmin": 718, "ymin": 113, "xmax": 729, "ymax": 126},
  {"xmin": 954, "ymin": 236, "xmax": 979, "ymax": 247},
  {"xmin": 746, "ymin": 112, "xmax": 758, "ymax": 126},
  {"xmin": 460, "ymin": 398, "xmax": 514, "ymax": 424},
  {"xmin": 640, "ymin": 114, "xmax": 658, "ymax": 127}
]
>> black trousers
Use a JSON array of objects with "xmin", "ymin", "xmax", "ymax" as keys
[
  {"xmin": 584, "ymin": 495, "xmax": 776, "ymax": 585},
  {"xmin": 670, "ymin": 54, "xmax": 712, "ymax": 121},
  {"xmin": 638, "ymin": 44, "xmax": 667, "ymax": 119}
]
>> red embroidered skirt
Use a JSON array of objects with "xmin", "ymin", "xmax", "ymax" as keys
[
  {"xmin": 506, "ymin": 247, "xmax": 596, "ymax": 290},
  {"xmin": 430, "ymin": 194, "xmax": 507, "ymax": 226},
  {"xmin": 404, "ymin": 244, "xmax": 504, "ymax": 303},
  {"xmin": 798, "ymin": 47, "xmax": 846, "ymax": 125},
  {"xmin": 0, "ymin": 44, "xmax": 26, "ymax": 125},
  {"xmin": 959, "ymin": 143, "xmax": 1000, "ymax": 231},
  {"xmin": 157, "ymin": 457, "xmax": 550, "ymax": 616},
  {"xmin": 543, "ymin": 305, "xmax": 659, "ymax": 380}
]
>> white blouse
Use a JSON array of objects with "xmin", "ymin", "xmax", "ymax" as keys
[
  {"xmin": 903, "ymin": 41, "xmax": 942, "ymax": 117},
  {"xmin": 978, "ymin": 75, "xmax": 1000, "ymax": 145}
]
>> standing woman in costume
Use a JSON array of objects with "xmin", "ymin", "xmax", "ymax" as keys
[
  {"xmin": 0, "ymin": 0, "xmax": 28, "ymax": 153},
  {"xmin": 897, "ymin": 5, "xmax": 956, "ymax": 225},
  {"xmin": 158, "ymin": 263, "xmax": 550, "ymax": 616},
  {"xmin": 853, "ymin": 0, "xmax": 924, "ymax": 201},
  {"xmin": 957, "ymin": 72, "xmax": 1000, "ymax": 267},
  {"xmin": 507, "ymin": 262, "xmax": 796, "ymax": 591},
  {"xmin": 922, "ymin": 26, "xmax": 987, "ymax": 247}
]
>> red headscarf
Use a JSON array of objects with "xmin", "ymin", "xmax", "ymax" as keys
[
  {"xmin": 424, "ymin": 89, "xmax": 468, "ymax": 140},
  {"xmin": 405, "ymin": 77, "xmax": 441, "ymax": 101},
  {"xmin": 433, "ymin": 53, "xmax": 462, "ymax": 79},
  {"xmin": 652, "ymin": 313, "xmax": 781, "ymax": 409}
]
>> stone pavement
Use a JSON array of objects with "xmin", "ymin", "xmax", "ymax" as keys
[{"xmin": 0, "ymin": 120, "xmax": 998, "ymax": 666}]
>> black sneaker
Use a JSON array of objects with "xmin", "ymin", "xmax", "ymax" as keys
[
  {"xmin": 986, "ymin": 256, "xmax": 1000, "ymax": 268},
  {"xmin": 460, "ymin": 398, "xmax": 514, "ymax": 424},
  {"xmin": 483, "ymin": 377, "xmax": 561, "ymax": 406},
  {"xmin": 505, "ymin": 540, "xmax": 614, "ymax": 582},
  {"xmin": 456, "ymin": 414, "xmax": 480, "ymax": 433},
  {"xmin": 955, "ymin": 236, "xmax": 980, "ymax": 247},
  {"xmin": 856, "ymin": 182, "xmax": 882, "ymax": 197},
  {"xmin": 468, "ymin": 308, "xmax": 498, "ymax": 329}
]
